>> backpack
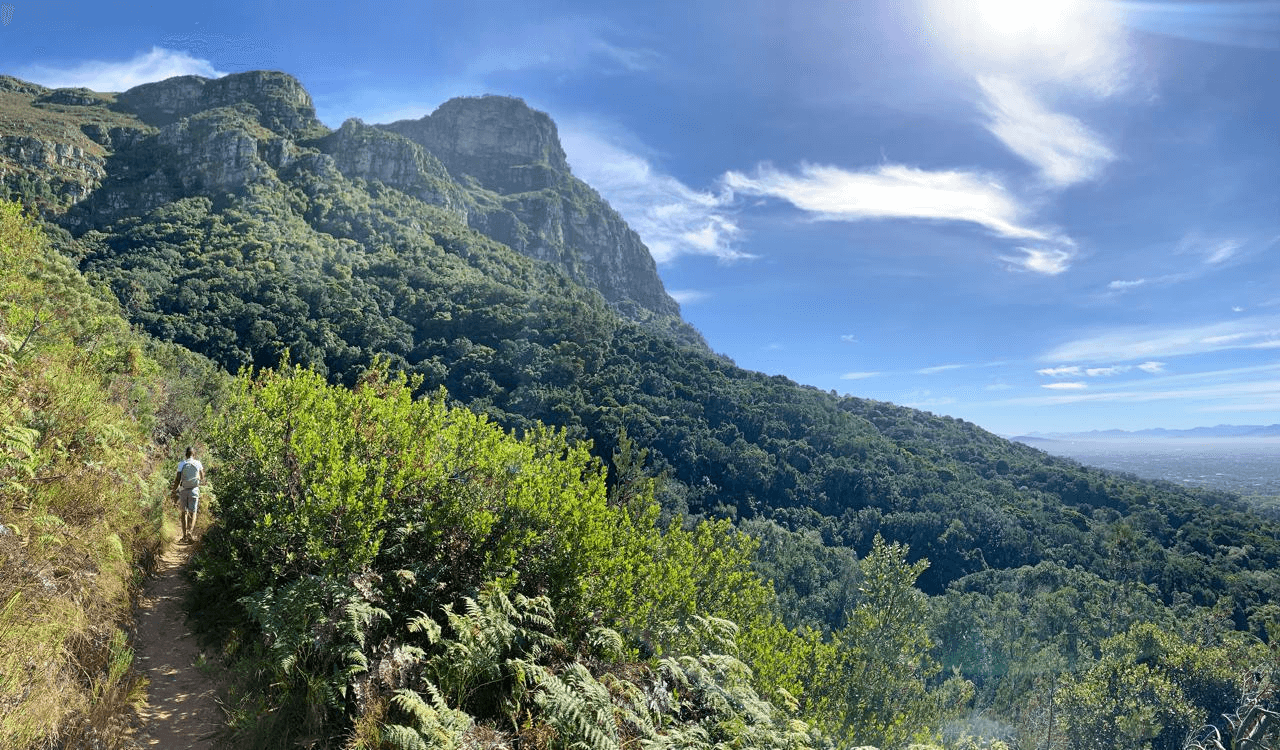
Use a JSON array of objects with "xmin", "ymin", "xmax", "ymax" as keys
[{"xmin": 179, "ymin": 461, "xmax": 201, "ymax": 489}]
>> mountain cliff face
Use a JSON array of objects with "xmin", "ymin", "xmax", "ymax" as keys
[
  {"xmin": 381, "ymin": 96, "xmax": 686, "ymax": 329},
  {"xmin": 1, "ymin": 70, "xmax": 695, "ymax": 343}
]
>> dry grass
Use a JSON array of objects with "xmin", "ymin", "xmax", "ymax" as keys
[{"xmin": 0, "ymin": 200, "xmax": 214, "ymax": 748}]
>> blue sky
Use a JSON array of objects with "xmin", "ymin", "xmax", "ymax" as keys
[{"xmin": 3, "ymin": 0, "xmax": 1279, "ymax": 434}]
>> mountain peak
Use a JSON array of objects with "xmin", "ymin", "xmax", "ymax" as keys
[
  {"xmin": 113, "ymin": 70, "xmax": 318, "ymax": 135},
  {"xmin": 381, "ymin": 95, "xmax": 568, "ymax": 193}
]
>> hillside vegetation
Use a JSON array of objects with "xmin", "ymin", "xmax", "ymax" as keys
[
  {"xmin": 5, "ymin": 70, "xmax": 1280, "ymax": 748},
  {"xmin": 0, "ymin": 200, "xmax": 224, "ymax": 747}
]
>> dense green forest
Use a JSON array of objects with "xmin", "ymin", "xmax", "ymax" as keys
[
  {"xmin": 7, "ymin": 68, "xmax": 1280, "ymax": 747},
  {"xmin": 61, "ymin": 143, "xmax": 1280, "ymax": 750},
  {"xmin": 63, "ymin": 159, "xmax": 1280, "ymax": 626}
]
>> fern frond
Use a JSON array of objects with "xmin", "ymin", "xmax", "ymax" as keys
[
  {"xmin": 588, "ymin": 627, "xmax": 625, "ymax": 662},
  {"xmin": 406, "ymin": 610, "xmax": 442, "ymax": 643},
  {"xmin": 391, "ymin": 688, "xmax": 436, "ymax": 731},
  {"xmin": 380, "ymin": 723, "xmax": 429, "ymax": 750}
]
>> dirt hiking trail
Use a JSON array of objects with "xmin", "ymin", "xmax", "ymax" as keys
[{"xmin": 132, "ymin": 541, "xmax": 223, "ymax": 749}]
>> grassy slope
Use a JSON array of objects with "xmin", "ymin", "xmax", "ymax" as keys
[{"xmin": 0, "ymin": 200, "xmax": 224, "ymax": 748}]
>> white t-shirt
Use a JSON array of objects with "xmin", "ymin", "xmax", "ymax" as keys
[{"xmin": 177, "ymin": 458, "xmax": 203, "ymax": 489}]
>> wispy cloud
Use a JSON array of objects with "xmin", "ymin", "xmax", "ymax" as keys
[
  {"xmin": 840, "ymin": 334, "xmax": 858, "ymax": 343},
  {"xmin": 1043, "ymin": 382, "xmax": 1088, "ymax": 390},
  {"xmin": 917, "ymin": 363, "xmax": 968, "ymax": 375},
  {"xmin": 17, "ymin": 47, "xmax": 225, "ymax": 91},
  {"xmin": 723, "ymin": 162, "xmax": 1065, "ymax": 247},
  {"xmin": 841, "ymin": 371, "xmax": 881, "ymax": 380},
  {"xmin": 461, "ymin": 18, "xmax": 663, "ymax": 76},
  {"xmin": 1013, "ymin": 362, "xmax": 1280, "ymax": 404},
  {"xmin": 669, "ymin": 289, "xmax": 709, "ymax": 305},
  {"xmin": 1206, "ymin": 239, "xmax": 1243, "ymax": 264},
  {"xmin": 1000, "ymin": 246, "xmax": 1074, "ymax": 275},
  {"xmin": 1109, "ymin": 278, "xmax": 1147, "ymax": 290},
  {"xmin": 1043, "ymin": 316, "xmax": 1280, "ymax": 363},
  {"xmin": 560, "ymin": 124, "xmax": 744, "ymax": 263},
  {"xmin": 1007, "ymin": 376, "xmax": 1280, "ymax": 408},
  {"xmin": 1122, "ymin": 1, "xmax": 1280, "ymax": 52},
  {"xmin": 926, "ymin": 0, "xmax": 1131, "ymax": 94},
  {"xmin": 1041, "ymin": 364, "xmax": 1145, "ymax": 377},
  {"xmin": 978, "ymin": 76, "xmax": 1116, "ymax": 187}
]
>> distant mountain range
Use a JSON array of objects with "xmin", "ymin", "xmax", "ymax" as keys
[{"xmin": 1017, "ymin": 424, "xmax": 1280, "ymax": 441}]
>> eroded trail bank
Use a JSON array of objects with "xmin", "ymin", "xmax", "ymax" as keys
[{"xmin": 132, "ymin": 542, "xmax": 222, "ymax": 749}]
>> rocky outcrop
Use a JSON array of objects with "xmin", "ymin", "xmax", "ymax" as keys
[
  {"xmin": 113, "ymin": 71, "xmax": 318, "ymax": 136},
  {"xmin": 0, "ymin": 135, "xmax": 105, "ymax": 201},
  {"xmin": 382, "ymin": 95, "xmax": 568, "ymax": 194},
  {"xmin": 34, "ymin": 87, "xmax": 112, "ymax": 108},
  {"xmin": 156, "ymin": 108, "xmax": 274, "ymax": 193},
  {"xmin": 3, "ymin": 72, "xmax": 700, "ymax": 346},
  {"xmin": 318, "ymin": 119, "xmax": 469, "ymax": 220},
  {"xmin": 380, "ymin": 96, "xmax": 688, "ymax": 330}
]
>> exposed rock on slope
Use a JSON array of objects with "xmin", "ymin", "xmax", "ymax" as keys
[
  {"xmin": 381, "ymin": 96, "xmax": 694, "ymax": 338},
  {"xmin": 316, "ymin": 118, "xmax": 469, "ymax": 220},
  {"xmin": 1, "ymin": 71, "xmax": 695, "ymax": 344},
  {"xmin": 111, "ymin": 70, "xmax": 320, "ymax": 135}
]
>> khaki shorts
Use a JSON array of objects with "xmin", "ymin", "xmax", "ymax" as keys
[{"xmin": 179, "ymin": 486, "xmax": 199, "ymax": 513}]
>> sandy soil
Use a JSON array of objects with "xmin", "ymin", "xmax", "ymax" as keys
[{"xmin": 131, "ymin": 540, "xmax": 224, "ymax": 749}]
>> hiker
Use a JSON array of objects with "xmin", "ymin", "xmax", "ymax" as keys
[{"xmin": 171, "ymin": 447, "xmax": 205, "ymax": 543}]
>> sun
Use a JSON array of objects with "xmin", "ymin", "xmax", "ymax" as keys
[
  {"xmin": 969, "ymin": 0, "xmax": 1089, "ymax": 42},
  {"xmin": 922, "ymin": 0, "xmax": 1124, "ymax": 88}
]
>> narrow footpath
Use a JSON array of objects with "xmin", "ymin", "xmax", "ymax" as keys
[{"xmin": 131, "ymin": 541, "xmax": 223, "ymax": 749}]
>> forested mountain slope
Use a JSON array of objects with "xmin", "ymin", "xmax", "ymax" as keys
[
  {"xmin": 5, "ymin": 69, "xmax": 1278, "ymax": 620},
  {"xmin": 9, "ymin": 69, "xmax": 1280, "ymax": 748}
]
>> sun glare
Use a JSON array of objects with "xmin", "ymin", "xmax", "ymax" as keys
[
  {"xmin": 923, "ymin": 0, "xmax": 1127, "ymax": 91},
  {"xmin": 971, "ymin": 0, "xmax": 1086, "ymax": 41}
]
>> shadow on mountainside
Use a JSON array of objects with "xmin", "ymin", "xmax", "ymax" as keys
[{"xmin": 131, "ymin": 539, "xmax": 224, "ymax": 749}]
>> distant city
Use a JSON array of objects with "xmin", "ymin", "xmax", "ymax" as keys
[{"xmin": 1014, "ymin": 426, "xmax": 1280, "ymax": 499}]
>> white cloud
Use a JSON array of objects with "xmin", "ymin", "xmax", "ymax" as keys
[
  {"xmin": 840, "ymin": 334, "xmax": 858, "ymax": 343},
  {"xmin": 668, "ymin": 289, "xmax": 709, "ymax": 305},
  {"xmin": 917, "ymin": 363, "xmax": 967, "ymax": 375},
  {"xmin": 1043, "ymin": 316, "xmax": 1280, "ymax": 363},
  {"xmin": 1012, "ymin": 378, "xmax": 1280, "ymax": 407},
  {"xmin": 1085, "ymin": 366, "xmax": 1130, "ymax": 377},
  {"xmin": 1206, "ymin": 240, "xmax": 1243, "ymax": 264},
  {"xmin": 724, "ymin": 163, "xmax": 1055, "ymax": 241},
  {"xmin": 1137, "ymin": 361, "xmax": 1166, "ymax": 374},
  {"xmin": 560, "ymin": 124, "xmax": 744, "ymax": 263},
  {"xmin": 1037, "ymin": 365, "xmax": 1081, "ymax": 376},
  {"xmin": 1234, "ymin": 306, "xmax": 1246, "ymax": 313},
  {"xmin": 841, "ymin": 371, "xmax": 881, "ymax": 380},
  {"xmin": 18, "ymin": 47, "xmax": 225, "ymax": 91},
  {"xmin": 1000, "ymin": 246, "xmax": 1074, "ymax": 275},
  {"xmin": 978, "ymin": 76, "xmax": 1116, "ymax": 187},
  {"xmin": 1109, "ymin": 278, "xmax": 1147, "ymax": 290},
  {"xmin": 1043, "ymin": 382, "xmax": 1088, "ymax": 390},
  {"xmin": 986, "ymin": 382, "xmax": 1013, "ymax": 391}
]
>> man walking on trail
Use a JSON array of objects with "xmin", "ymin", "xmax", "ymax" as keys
[{"xmin": 171, "ymin": 447, "xmax": 204, "ymax": 544}]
